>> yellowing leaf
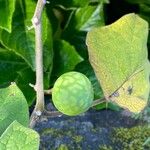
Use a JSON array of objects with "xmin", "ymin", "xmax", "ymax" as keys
[
  {"xmin": 110, "ymin": 61, "xmax": 150, "ymax": 113},
  {"xmin": 86, "ymin": 13, "xmax": 150, "ymax": 113}
]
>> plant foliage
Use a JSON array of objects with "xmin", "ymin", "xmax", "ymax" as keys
[{"xmin": 0, "ymin": 0, "xmax": 150, "ymax": 149}]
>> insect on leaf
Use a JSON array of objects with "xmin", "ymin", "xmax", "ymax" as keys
[{"xmin": 86, "ymin": 13, "xmax": 150, "ymax": 113}]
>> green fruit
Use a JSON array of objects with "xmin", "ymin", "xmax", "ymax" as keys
[{"xmin": 52, "ymin": 72, "xmax": 94, "ymax": 116}]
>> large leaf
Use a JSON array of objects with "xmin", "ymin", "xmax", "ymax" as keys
[
  {"xmin": 86, "ymin": 13, "xmax": 150, "ymax": 113},
  {"xmin": 0, "ymin": 83, "xmax": 29, "ymax": 135},
  {"xmin": 124, "ymin": 1, "xmax": 150, "ymax": 60},
  {"xmin": 52, "ymin": 40, "xmax": 83, "ymax": 77},
  {"xmin": 0, "ymin": 121, "xmax": 39, "ymax": 150},
  {"xmin": 0, "ymin": 0, "xmax": 16, "ymax": 32},
  {"xmin": 0, "ymin": 48, "xmax": 26, "ymax": 85},
  {"xmin": 110, "ymin": 62, "xmax": 150, "ymax": 113}
]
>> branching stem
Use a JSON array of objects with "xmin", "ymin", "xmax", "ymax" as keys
[{"xmin": 29, "ymin": 0, "xmax": 46, "ymax": 128}]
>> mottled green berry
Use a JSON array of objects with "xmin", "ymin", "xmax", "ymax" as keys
[{"xmin": 52, "ymin": 72, "xmax": 94, "ymax": 116}]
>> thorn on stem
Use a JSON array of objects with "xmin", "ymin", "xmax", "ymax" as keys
[
  {"xmin": 43, "ymin": 0, "xmax": 50, "ymax": 4},
  {"xmin": 27, "ymin": 25, "xmax": 34, "ymax": 30},
  {"xmin": 46, "ymin": 1, "xmax": 50, "ymax": 4},
  {"xmin": 29, "ymin": 83, "xmax": 37, "ymax": 91}
]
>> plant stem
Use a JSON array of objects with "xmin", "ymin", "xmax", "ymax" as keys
[
  {"xmin": 42, "ymin": 98, "xmax": 106, "ymax": 118},
  {"xmin": 43, "ymin": 110, "xmax": 63, "ymax": 117},
  {"xmin": 44, "ymin": 88, "xmax": 53, "ymax": 95},
  {"xmin": 29, "ymin": 0, "xmax": 46, "ymax": 128},
  {"xmin": 92, "ymin": 97, "xmax": 106, "ymax": 107}
]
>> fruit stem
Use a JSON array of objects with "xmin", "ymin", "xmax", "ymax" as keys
[
  {"xmin": 92, "ymin": 97, "xmax": 106, "ymax": 107},
  {"xmin": 29, "ymin": 0, "xmax": 46, "ymax": 128},
  {"xmin": 43, "ymin": 110, "xmax": 63, "ymax": 117},
  {"xmin": 44, "ymin": 88, "xmax": 53, "ymax": 95}
]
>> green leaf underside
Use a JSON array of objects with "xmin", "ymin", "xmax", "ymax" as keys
[
  {"xmin": 87, "ymin": 13, "xmax": 150, "ymax": 113},
  {"xmin": 0, "ymin": 84, "xmax": 29, "ymax": 135},
  {"xmin": 0, "ymin": 0, "xmax": 16, "ymax": 32},
  {"xmin": 0, "ymin": 121, "xmax": 39, "ymax": 150}
]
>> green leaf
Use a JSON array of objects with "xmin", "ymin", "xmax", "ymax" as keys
[
  {"xmin": 0, "ymin": 0, "xmax": 35, "ymax": 69},
  {"xmin": 0, "ymin": 48, "xmax": 26, "ymax": 85},
  {"xmin": 0, "ymin": 0, "xmax": 16, "ymax": 32},
  {"xmin": 52, "ymin": 40, "xmax": 83, "ymax": 77},
  {"xmin": 15, "ymin": 67, "xmax": 36, "ymax": 106},
  {"xmin": 49, "ymin": 0, "xmax": 109, "ymax": 8},
  {"xmin": 143, "ymin": 137, "xmax": 150, "ymax": 146},
  {"xmin": 0, "ymin": 121, "xmax": 39, "ymax": 150},
  {"xmin": 0, "ymin": 84, "xmax": 29, "ymax": 135},
  {"xmin": 63, "ymin": 32, "xmax": 89, "ymax": 59},
  {"xmin": 94, "ymin": 102, "xmax": 121, "ymax": 111},
  {"xmin": 73, "ymin": 4, "xmax": 105, "ymax": 31},
  {"xmin": 50, "ymin": 0, "xmax": 89, "ymax": 8},
  {"xmin": 63, "ymin": 3, "xmax": 105, "ymax": 36},
  {"xmin": 43, "ymin": 21, "xmax": 53, "ymax": 88},
  {"xmin": 0, "ymin": 0, "xmax": 53, "ymax": 71},
  {"xmin": 69, "ymin": 0, "xmax": 89, "ymax": 7},
  {"xmin": 86, "ymin": 13, "xmax": 150, "ymax": 113},
  {"xmin": 62, "ymin": 3, "xmax": 105, "ymax": 59}
]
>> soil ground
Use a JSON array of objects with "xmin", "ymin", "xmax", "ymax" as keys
[{"xmin": 34, "ymin": 103, "xmax": 144, "ymax": 150}]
